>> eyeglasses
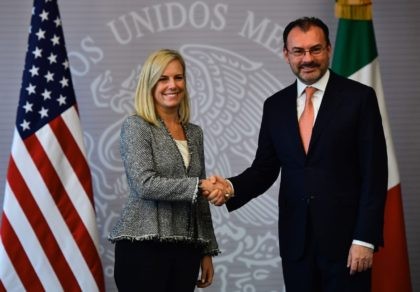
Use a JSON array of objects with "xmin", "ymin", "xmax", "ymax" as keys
[{"xmin": 287, "ymin": 46, "xmax": 326, "ymax": 57}]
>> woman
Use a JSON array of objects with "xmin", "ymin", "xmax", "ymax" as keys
[{"xmin": 109, "ymin": 49, "xmax": 220, "ymax": 291}]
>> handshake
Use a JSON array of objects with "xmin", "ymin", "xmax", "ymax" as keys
[{"xmin": 199, "ymin": 175, "xmax": 234, "ymax": 206}]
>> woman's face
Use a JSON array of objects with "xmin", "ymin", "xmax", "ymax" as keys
[{"xmin": 153, "ymin": 59, "xmax": 185, "ymax": 115}]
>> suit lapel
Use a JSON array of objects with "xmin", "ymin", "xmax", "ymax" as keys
[
  {"xmin": 308, "ymin": 71, "xmax": 343, "ymax": 153},
  {"xmin": 281, "ymin": 82, "xmax": 307, "ymax": 156}
]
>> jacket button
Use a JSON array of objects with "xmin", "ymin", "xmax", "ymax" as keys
[{"xmin": 305, "ymin": 195, "xmax": 316, "ymax": 204}]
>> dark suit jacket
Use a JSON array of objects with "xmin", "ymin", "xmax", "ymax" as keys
[{"xmin": 227, "ymin": 70, "xmax": 388, "ymax": 261}]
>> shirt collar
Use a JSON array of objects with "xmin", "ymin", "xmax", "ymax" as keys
[{"xmin": 297, "ymin": 69, "xmax": 330, "ymax": 97}]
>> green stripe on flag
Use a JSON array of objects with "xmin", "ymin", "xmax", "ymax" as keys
[{"xmin": 332, "ymin": 19, "xmax": 378, "ymax": 77}]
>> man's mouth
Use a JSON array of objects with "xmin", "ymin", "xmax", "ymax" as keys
[{"xmin": 299, "ymin": 63, "xmax": 318, "ymax": 71}]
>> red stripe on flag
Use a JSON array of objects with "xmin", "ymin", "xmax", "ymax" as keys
[
  {"xmin": 0, "ymin": 279, "xmax": 6, "ymax": 292},
  {"xmin": 0, "ymin": 214, "xmax": 44, "ymax": 291},
  {"xmin": 7, "ymin": 157, "xmax": 81, "ymax": 291},
  {"xmin": 0, "ymin": 1, "xmax": 105, "ymax": 290},
  {"xmin": 372, "ymin": 184, "xmax": 412, "ymax": 292},
  {"xmin": 50, "ymin": 115, "xmax": 95, "ymax": 206},
  {"xmin": 25, "ymin": 130, "xmax": 104, "ymax": 290}
]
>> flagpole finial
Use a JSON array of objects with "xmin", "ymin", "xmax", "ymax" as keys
[{"xmin": 335, "ymin": 0, "xmax": 372, "ymax": 20}]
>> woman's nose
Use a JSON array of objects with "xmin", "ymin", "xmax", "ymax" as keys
[{"xmin": 167, "ymin": 78, "xmax": 176, "ymax": 88}]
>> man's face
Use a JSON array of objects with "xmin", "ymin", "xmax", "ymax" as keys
[{"xmin": 283, "ymin": 26, "xmax": 331, "ymax": 85}]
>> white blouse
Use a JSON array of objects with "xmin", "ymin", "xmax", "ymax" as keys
[{"xmin": 175, "ymin": 139, "xmax": 190, "ymax": 168}]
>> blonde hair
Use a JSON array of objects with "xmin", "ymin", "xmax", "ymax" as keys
[{"xmin": 134, "ymin": 49, "xmax": 190, "ymax": 126}]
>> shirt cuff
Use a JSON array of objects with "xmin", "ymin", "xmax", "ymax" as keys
[
  {"xmin": 352, "ymin": 240, "xmax": 374, "ymax": 250},
  {"xmin": 226, "ymin": 179, "xmax": 235, "ymax": 196},
  {"xmin": 192, "ymin": 178, "xmax": 200, "ymax": 203}
]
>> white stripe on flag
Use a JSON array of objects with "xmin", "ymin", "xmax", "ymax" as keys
[
  {"xmin": 36, "ymin": 118, "xmax": 99, "ymax": 244},
  {"xmin": 3, "ymin": 183, "xmax": 62, "ymax": 291},
  {"xmin": 348, "ymin": 58, "xmax": 399, "ymax": 189},
  {"xmin": 62, "ymin": 107, "xmax": 89, "ymax": 159},
  {"xmin": 11, "ymin": 129, "xmax": 99, "ymax": 291},
  {"xmin": 0, "ymin": 240, "xmax": 25, "ymax": 292}
]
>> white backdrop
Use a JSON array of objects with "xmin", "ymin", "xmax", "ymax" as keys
[{"xmin": 1, "ymin": 1, "xmax": 419, "ymax": 291}]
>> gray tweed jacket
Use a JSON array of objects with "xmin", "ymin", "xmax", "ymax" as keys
[{"xmin": 108, "ymin": 115, "xmax": 219, "ymax": 255}]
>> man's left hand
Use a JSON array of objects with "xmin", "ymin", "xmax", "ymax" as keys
[{"xmin": 347, "ymin": 244, "xmax": 373, "ymax": 275}]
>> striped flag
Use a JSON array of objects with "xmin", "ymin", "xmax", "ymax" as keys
[
  {"xmin": 0, "ymin": 0, "xmax": 105, "ymax": 291},
  {"xmin": 332, "ymin": 1, "xmax": 412, "ymax": 291}
]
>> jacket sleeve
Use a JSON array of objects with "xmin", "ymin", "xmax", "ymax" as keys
[
  {"xmin": 197, "ymin": 128, "xmax": 220, "ymax": 255},
  {"xmin": 353, "ymin": 87, "xmax": 388, "ymax": 247},
  {"xmin": 227, "ymin": 100, "xmax": 281, "ymax": 212},
  {"xmin": 120, "ymin": 116, "xmax": 198, "ymax": 202}
]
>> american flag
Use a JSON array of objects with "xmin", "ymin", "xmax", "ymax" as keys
[{"xmin": 0, "ymin": 0, "xmax": 105, "ymax": 291}]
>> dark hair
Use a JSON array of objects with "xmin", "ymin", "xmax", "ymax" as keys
[{"xmin": 283, "ymin": 17, "xmax": 330, "ymax": 49}]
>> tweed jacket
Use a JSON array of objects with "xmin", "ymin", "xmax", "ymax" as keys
[{"xmin": 108, "ymin": 115, "xmax": 219, "ymax": 256}]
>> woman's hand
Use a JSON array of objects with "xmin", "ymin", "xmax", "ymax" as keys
[
  {"xmin": 196, "ymin": 255, "xmax": 214, "ymax": 288},
  {"xmin": 200, "ymin": 176, "xmax": 233, "ymax": 206}
]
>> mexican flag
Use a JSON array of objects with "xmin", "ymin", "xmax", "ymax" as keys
[{"xmin": 332, "ymin": 1, "xmax": 412, "ymax": 291}]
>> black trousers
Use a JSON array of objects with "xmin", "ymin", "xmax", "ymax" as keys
[
  {"xmin": 114, "ymin": 240, "xmax": 202, "ymax": 292},
  {"xmin": 282, "ymin": 217, "xmax": 371, "ymax": 292}
]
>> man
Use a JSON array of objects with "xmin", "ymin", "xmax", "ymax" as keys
[{"xmin": 202, "ymin": 17, "xmax": 387, "ymax": 292}]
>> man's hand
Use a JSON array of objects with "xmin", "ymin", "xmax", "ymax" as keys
[
  {"xmin": 200, "ymin": 175, "xmax": 232, "ymax": 206},
  {"xmin": 347, "ymin": 244, "xmax": 374, "ymax": 275}
]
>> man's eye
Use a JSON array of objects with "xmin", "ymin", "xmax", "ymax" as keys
[
  {"xmin": 292, "ymin": 49, "xmax": 304, "ymax": 55},
  {"xmin": 310, "ymin": 47, "xmax": 322, "ymax": 54}
]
